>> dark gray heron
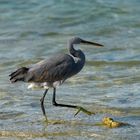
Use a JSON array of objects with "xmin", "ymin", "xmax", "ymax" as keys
[{"xmin": 9, "ymin": 37, "xmax": 103, "ymax": 120}]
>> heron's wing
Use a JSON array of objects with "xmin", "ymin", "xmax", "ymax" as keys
[{"xmin": 26, "ymin": 54, "xmax": 75, "ymax": 82}]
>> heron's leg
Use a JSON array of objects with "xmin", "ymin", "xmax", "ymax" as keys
[
  {"xmin": 52, "ymin": 88, "xmax": 95, "ymax": 116},
  {"xmin": 52, "ymin": 88, "xmax": 77, "ymax": 108},
  {"xmin": 40, "ymin": 89, "xmax": 49, "ymax": 120}
]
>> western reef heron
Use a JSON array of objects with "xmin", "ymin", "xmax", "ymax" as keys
[{"xmin": 9, "ymin": 37, "xmax": 103, "ymax": 120}]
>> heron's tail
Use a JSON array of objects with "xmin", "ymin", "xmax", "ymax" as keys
[{"xmin": 9, "ymin": 67, "xmax": 29, "ymax": 83}]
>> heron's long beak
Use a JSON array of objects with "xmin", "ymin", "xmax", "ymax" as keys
[{"xmin": 81, "ymin": 39, "xmax": 104, "ymax": 47}]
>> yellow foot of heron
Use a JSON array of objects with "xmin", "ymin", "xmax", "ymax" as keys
[
  {"xmin": 44, "ymin": 115, "xmax": 48, "ymax": 123},
  {"xmin": 74, "ymin": 106, "xmax": 95, "ymax": 116}
]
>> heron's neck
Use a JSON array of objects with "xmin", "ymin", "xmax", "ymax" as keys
[
  {"xmin": 69, "ymin": 43, "xmax": 75, "ymax": 55},
  {"xmin": 69, "ymin": 43, "xmax": 85, "ymax": 72}
]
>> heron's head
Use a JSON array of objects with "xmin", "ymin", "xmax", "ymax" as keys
[{"xmin": 69, "ymin": 37, "xmax": 103, "ymax": 47}]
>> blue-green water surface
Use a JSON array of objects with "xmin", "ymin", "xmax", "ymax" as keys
[{"xmin": 0, "ymin": 0, "xmax": 140, "ymax": 139}]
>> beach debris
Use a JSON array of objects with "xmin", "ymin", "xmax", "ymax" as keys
[{"xmin": 102, "ymin": 117, "xmax": 129, "ymax": 128}]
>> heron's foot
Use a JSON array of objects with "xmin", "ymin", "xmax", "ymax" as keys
[
  {"xmin": 44, "ymin": 115, "xmax": 48, "ymax": 123},
  {"xmin": 74, "ymin": 106, "xmax": 95, "ymax": 116}
]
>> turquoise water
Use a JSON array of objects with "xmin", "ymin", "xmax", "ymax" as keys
[{"xmin": 0, "ymin": 0, "xmax": 140, "ymax": 139}]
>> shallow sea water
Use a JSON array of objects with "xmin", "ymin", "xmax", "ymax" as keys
[{"xmin": 0, "ymin": 0, "xmax": 140, "ymax": 139}]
